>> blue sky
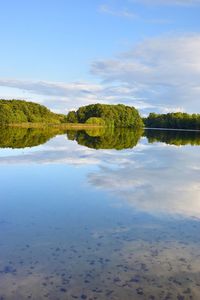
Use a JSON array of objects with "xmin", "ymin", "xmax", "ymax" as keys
[{"xmin": 0, "ymin": 0, "xmax": 200, "ymax": 114}]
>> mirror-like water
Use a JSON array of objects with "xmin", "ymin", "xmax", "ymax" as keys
[{"xmin": 0, "ymin": 127, "xmax": 200, "ymax": 300}]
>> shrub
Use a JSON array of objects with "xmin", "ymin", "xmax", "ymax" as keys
[{"xmin": 85, "ymin": 117, "xmax": 105, "ymax": 126}]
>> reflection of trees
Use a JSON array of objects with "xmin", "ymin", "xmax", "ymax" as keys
[
  {"xmin": 67, "ymin": 128, "xmax": 143, "ymax": 150},
  {"xmin": 85, "ymin": 127, "xmax": 106, "ymax": 137},
  {"xmin": 3, "ymin": 127, "xmax": 199, "ymax": 150},
  {"xmin": 144, "ymin": 129, "xmax": 200, "ymax": 146},
  {"xmin": 0, "ymin": 127, "xmax": 66, "ymax": 149}
]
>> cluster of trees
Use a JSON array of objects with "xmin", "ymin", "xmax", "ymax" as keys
[
  {"xmin": 144, "ymin": 112, "xmax": 200, "ymax": 130},
  {"xmin": 0, "ymin": 127, "xmax": 66, "ymax": 148},
  {"xmin": 0, "ymin": 100, "xmax": 65, "ymax": 124},
  {"xmin": 144, "ymin": 129, "xmax": 200, "ymax": 146},
  {"xmin": 66, "ymin": 103, "xmax": 143, "ymax": 128},
  {"xmin": 67, "ymin": 128, "xmax": 143, "ymax": 150},
  {"xmin": 0, "ymin": 100, "xmax": 143, "ymax": 128}
]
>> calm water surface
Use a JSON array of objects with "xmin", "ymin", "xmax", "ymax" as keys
[{"xmin": 0, "ymin": 127, "xmax": 200, "ymax": 300}]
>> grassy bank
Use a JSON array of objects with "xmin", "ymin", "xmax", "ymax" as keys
[{"xmin": 8, "ymin": 123, "xmax": 104, "ymax": 129}]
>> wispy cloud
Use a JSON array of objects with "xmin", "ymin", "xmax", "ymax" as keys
[
  {"xmin": 0, "ymin": 79, "xmax": 101, "ymax": 97},
  {"xmin": 131, "ymin": 0, "xmax": 200, "ymax": 6},
  {"xmin": 99, "ymin": 4, "xmax": 138, "ymax": 19},
  {"xmin": 0, "ymin": 78, "xmax": 150, "ymax": 113},
  {"xmin": 98, "ymin": 3, "xmax": 171, "ymax": 23}
]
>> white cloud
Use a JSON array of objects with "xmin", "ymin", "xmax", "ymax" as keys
[
  {"xmin": 92, "ymin": 35, "xmax": 200, "ymax": 86},
  {"xmin": 91, "ymin": 34, "xmax": 200, "ymax": 113}
]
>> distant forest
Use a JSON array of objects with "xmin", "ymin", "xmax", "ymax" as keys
[{"xmin": 144, "ymin": 112, "xmax": 200, "ymax": 130}]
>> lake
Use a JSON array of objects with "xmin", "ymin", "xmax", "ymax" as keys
[{"xmin": 0, "ymin": 127, "xmax": 200, "ymax": 300}]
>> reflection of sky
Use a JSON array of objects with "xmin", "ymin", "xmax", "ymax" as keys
[
  {"xmin": 88, "ymin": 144, "xmax": 200, "ymax": 219},
  {"xmin": 0, "ymin": 134, "xmax": 200, "ymax": 219}
]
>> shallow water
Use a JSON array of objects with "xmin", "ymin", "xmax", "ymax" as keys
[{"xmin": 0, "ymin": 127, "xmax": 200, "ymax": 299}]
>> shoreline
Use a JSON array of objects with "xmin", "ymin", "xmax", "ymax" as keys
[
  {"xmin": 145, "ymin": 127, "xmax": 200, "ymax": 132},
  {"xmin": 1, "ymin": 124, "xmax": 200, "ymax": 132},
  {"xmin": 6, "ymin": 123, "xmax": 104, "ymax": 129}
]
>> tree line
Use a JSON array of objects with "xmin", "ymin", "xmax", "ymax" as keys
[
  {"xmin": 144, "ymin": 112, "xmax": 200, "ymax": 130},
  {"xmin": 1, "ymin": 99, "xmax": 200, "ymax": 131}
]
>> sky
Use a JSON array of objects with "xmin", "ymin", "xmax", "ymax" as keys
[{"xmin": 0, "ymin": 0, "xmax": 200, "ymax": 114}]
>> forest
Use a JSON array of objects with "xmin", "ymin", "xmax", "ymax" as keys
[{"xmin": 144, "ymin": 112, "xmax": 200, "ymax": 130}]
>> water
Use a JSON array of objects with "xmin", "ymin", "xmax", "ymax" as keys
[{"xmin": 0, "ymin": 127, "xmax": 200, "ymax": 300}]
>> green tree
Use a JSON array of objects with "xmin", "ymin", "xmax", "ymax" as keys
[{"xmin": 66, "ymin": 111, "xmax": 78, "ymax": 123}]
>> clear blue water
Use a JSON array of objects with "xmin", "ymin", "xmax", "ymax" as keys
[{"xmin": 0, "ymin": 128, "xmax": 200, "ymax": 299}]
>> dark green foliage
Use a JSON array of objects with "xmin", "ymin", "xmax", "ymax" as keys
[
  {"xmin": 144, "ymin": 129, "xmax": 200, "ymax": 146},
  {"xmin": 66, "ymin": 111, "xmax": 78, "ymax": 123},
  {"xmin": 67, "ymin": 128, "xmax": 143, "ymax": 150},
  {"xmin": 67, "ymin": 103, "xmax": 143, "ymax": 128},
  {"xmin": 144, "ymin": 112, "xmax": 200, "ymax": 130},
  {"xmin": 0, "ymin": 127, "xmax": 66, "ymax": 148},
  {"xmin": 0, "ymin": 99, "xmax": 64, "ymax": 124}
]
